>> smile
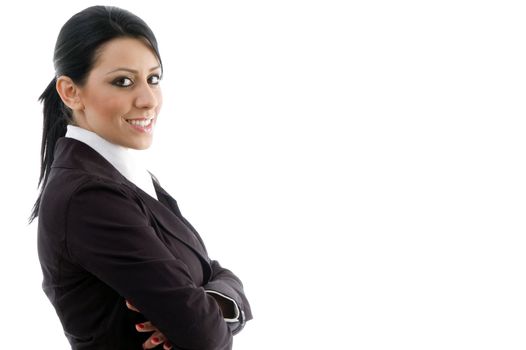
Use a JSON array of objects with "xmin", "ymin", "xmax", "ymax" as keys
[{"xmin": 125, "ymin": 117, "xmax": 155, "ymax": 133}]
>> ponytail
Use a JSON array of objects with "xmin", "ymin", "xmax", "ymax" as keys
[{"xmin": 28, "ymin": 77, "xmax": 69, "ymax": 223}]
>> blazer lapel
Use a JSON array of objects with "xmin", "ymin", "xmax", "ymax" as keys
[
  {"xmin": 151, "ymin": 179, "xmax": 209, "ymax": 253},
  {"xmin": 133, "ymin": 180, "xmax": 211, "ymax": 273}
]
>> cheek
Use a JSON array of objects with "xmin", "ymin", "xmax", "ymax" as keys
[{"xmin": 90, "ymin": 93, "xmax": 128, "ymax": 119}]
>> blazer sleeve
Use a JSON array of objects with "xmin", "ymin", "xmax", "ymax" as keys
[
  {"xmin": 150, "ymin": 173, "xmax": 253, "ymax": 334},
  {"xmin": 204, "ymin": 260, "xmax": 253, "ymax": 335},
  {"xmin": 65, "ymin": 179, "xmax": 232, "ymax": 350}
]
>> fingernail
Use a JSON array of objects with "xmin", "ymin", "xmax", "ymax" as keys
[
  {"xmin": 136, "ymin": 323, "xmax": 145, "ymax": 329},
  {"xmin": 152, "ymin": 337, "xmax": 160, "ymax": 343}
]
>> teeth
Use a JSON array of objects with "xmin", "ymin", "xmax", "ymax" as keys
[{"xmin": 127, "ymin": 118, "xmax": 153, "ymax": 127}]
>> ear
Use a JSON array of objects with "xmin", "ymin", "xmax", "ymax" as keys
[{"xmin": 56, "ymin": 76, "xmax": 84, "ymax": 111}]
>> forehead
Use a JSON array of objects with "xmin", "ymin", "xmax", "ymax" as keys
[{"xmin": 92, "ymin": 37, "xmax": 160, "ymax": 71}]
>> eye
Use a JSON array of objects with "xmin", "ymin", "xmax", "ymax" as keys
[
  {"xmin": 148, "ymin": 74, "xmax": 162, "ymax": 85},
  {"xmin": 112, "ymin": 77, "xmax": 133, "ymax": 87}
]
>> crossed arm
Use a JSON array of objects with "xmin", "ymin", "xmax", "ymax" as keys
[
  {"xmin": 66, "ymin": 180, "xmax": 251, "ymax": 349},
  {"xmin": 126, "ymin": 260, "xmax": 250, "ymax": 349}
]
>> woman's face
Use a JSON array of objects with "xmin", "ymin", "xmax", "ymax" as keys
[{"xmin": 74, "ymin": 37, "xmax": 163, "ymax": 149}]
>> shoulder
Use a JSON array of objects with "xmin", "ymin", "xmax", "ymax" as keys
[
  {"xmin": 40, "ymin": 168, "xmax": 141, "ymax": 218},
  {"xmin": 40, "ymin": 170, "xmax": 152, "ymax": 246},
  {"xmin": 46, "ymin": 166, "xmax": 125, "ymax": 195}
]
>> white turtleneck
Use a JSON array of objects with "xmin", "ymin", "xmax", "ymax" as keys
[{"xmin": 65, "ymin": 125, "xmax": 158, "ymax": 200}]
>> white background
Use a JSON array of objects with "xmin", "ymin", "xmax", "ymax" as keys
[{"xmin": 1, "ymin": 0, "xmax": 525, "ymax": 349}]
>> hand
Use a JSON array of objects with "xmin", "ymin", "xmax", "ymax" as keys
[{"xmin": 126, "ymin": 300, "xmax": 173, "ymax": 350}]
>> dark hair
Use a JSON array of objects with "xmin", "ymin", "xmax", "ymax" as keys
[{"xmin": 29, "ymin": 6, "xmax": 163, "ymax": 223}]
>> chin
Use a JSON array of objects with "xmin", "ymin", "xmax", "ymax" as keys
[
  {"xmin": 132, "ymin": 141, "xmax": 153, "ymax": 150},
  {"xmin": 125, "ymin": 137, "xmax": 153, "ymax": 150}
]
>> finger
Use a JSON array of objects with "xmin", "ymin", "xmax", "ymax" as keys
[
  {"xmin": 163, "ymin": 341, "xmax": 173, "ymax": 350},
  {"xmin": 143, "ymin": 331, "xmax": 165, "ymax": 349},
  {"xmin": 136, "ymin": 321, "xmax": 157, "ymax": 332},
  {"xmin": 125, "ymin": 300, "xmax": 140, "ymax": 312}
]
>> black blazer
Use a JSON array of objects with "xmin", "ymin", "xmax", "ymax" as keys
[{"xmin": 37, "ymin": 137, "xmax": 252, "ymax": 350}]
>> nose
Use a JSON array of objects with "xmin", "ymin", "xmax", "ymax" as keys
[{"xmin": 134, "ymin": 83, "xmax": 158, "ymax": 109}]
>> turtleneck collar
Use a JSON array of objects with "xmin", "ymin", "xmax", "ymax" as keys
[{"xmin": 65, "ymin": 125, "xmax": 158, "ymax": 200}]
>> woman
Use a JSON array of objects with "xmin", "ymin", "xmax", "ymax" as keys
[{"xmin": 30, "ymin": 6, "xmax": 252, "ymax": 350}]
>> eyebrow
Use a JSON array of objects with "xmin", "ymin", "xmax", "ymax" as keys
[{"xmin": 106, "ymin": 65, "xmax": 161, "ymax": 75}]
